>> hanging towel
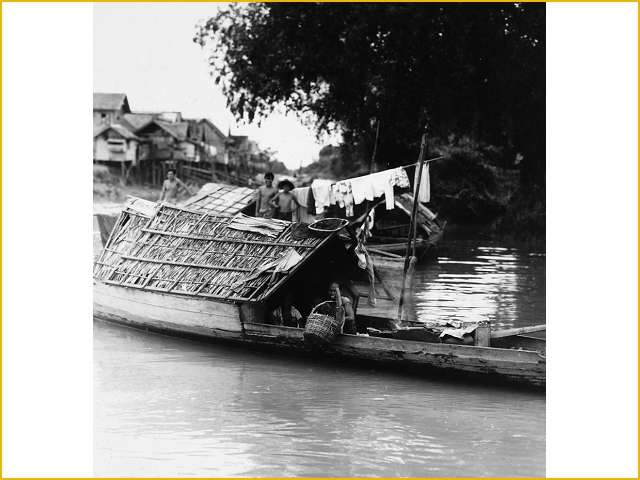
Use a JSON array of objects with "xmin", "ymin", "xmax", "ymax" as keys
[
  {"xmin": 350, "ymin": 176, "xmax": 374, "ymax": 204},
  {"xmin": 414, "ymin": 163, "xmax": 430, "ymax": 203},
  {"xmin": 292, "ymin": 186, "xmax": 320, "ymax": 223},
  {"xmin": 331, "ymin": 183, "xmax": 345, "ymax": 208},
  {"xmin": 311, "ymin": 179, "xmax": 333, "ymax": 213},
  {"xmin": 391, "ymin": 167, "xmax": 411, "ymax": 188},
  {"xmin": 292, "ymin": 187, "xmax": 310, "ymax": 207},
  {"xmin": 344, "ymin": 184, "xmax": 355, "ymax": 217},
  {"xmin": 351, "ymin": 171, "xmax": 396, "ymax": 209},
  {"xmin": 369, "ymin": 171, "xmax": 396, "ymax": 210},
  {"xmin": 306, "ymin": 187, "xmax": 315, "ymax": 210},
  {"xmin": 331, "ymin": 181, "xmax": 353, "ymax": 213}
]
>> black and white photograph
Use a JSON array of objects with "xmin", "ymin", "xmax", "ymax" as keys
[
  {"xmin": 2, "ymin": 1, "xmax": 638, "ymax": 478},
  {"xmin": 92, "ymin": 3, "xmax": 546, "ymax": 476}
]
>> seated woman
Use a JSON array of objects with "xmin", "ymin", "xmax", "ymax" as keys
[{"xmin": 314, "ymin": 281, "xmax": 357, "ymax": 334}]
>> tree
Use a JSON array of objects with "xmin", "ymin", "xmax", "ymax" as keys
[{"xmin": 195, "ymin": 3, "xmax": 545, "ymax": 187}]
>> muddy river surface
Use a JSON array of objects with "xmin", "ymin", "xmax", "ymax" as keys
[{"xmin": 94, "ymin": 240, "xmax": 545, "ymax": 476}]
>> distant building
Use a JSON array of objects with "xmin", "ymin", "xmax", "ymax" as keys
[
  {"xmin": 93, "ymin": 92, "xmax": 266, "ymax": 184},
  {"xmin": 185, "ymin": 119, "xmax": 227, "ymax": 164},
  {"xmin": 93, "ymin": 123, "xmax": 141, "ymax": 164},
  {"xmin": 93, "ymin": 93, "xmax": 131, "ymax": 127},
  {"xmin": 133, "ymin": 111, "xmax": 183, "ymax": 123},
  {"xmin": 135, "ymin": 119, "xmax": 199, "ymax": 162},
  {"xmin": 227, "ymin": 134, "xmax": 260, "ymax": 166}
]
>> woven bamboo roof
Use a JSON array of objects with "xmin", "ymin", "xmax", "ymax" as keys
[
  {"xmin": 182, "ymin": 182, "xmax": 255, "ymax": 215},
  {"xmin": 93, "ymin": 202, "xmax": 329, "ymax": 302}
]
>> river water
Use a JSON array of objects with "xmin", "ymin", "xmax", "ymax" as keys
[{"xmin": 94, "ymin": 240, "xmax": 545, "ymax": 477}]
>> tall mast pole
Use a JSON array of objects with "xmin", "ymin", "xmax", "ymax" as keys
[{"xmin": 397, "ymin": 125, "xmax": 428, "ymax": 322}]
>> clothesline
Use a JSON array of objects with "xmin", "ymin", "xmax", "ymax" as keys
[
  {"xmin": 290, "ymin": 155, "xmax": 443, "ymax": 219},
  {"xmin": 397, "ymin": 155, "xmax": 445, "ymax": 171},
  {"xmin": 303, "ymin": 156, "xmax": 443, "ymax": 190},
  {"xmin": 311, "ymin": 155, "xmax": 446, "ymax": 187}
]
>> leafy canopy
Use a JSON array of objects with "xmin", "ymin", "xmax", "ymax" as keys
[{"xmin": 195, "ymin": 3, "xmax": 544, "ymax": 183}]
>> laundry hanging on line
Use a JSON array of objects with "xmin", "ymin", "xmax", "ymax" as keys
[
  {"xmin": 311, "ymin": 179, "xmax": 333, "ymax": 214},
  {"xmin": 309, "ymin": 166, "xmax": 411, "ymax": 215},
  {"xmin": 291, "ymin": 186, "xmax": 323, "ymax": 223}
]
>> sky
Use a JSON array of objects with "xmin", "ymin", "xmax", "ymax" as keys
[{"xmin": 94, "ymin": 3, "xmax": 337, "ymax": 169}]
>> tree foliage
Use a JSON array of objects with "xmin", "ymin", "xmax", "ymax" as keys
[{"xmin": 195, "ymin": 3, "xmax": 545, "ymax": 187}]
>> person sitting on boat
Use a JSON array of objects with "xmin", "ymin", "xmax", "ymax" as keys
[
  {"xmin": 269, "ymin": 293, "xmax": 303, "ymax": 328},
  {"xmin": 270, "ymin": 180, "xmax": 300, "ymax": 222},
  {"xmin": 159, "ymin": 169, "xmax": 192, "ymax": 204},
  {"xmin": 321, "ymin": 282, "xmax": 356, "ymax": 335},
  {"xmin": 254, "ymin": 172, "xmax": 278, "ymax": 218}
]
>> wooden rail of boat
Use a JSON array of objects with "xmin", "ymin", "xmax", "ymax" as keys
[{"xmin": 241, "ymin": 322, "xmax": 545, "ymax": 389}]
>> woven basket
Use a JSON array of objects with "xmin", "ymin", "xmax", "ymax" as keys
[
  {"xmin": 308, "ymin": 218, "xmax": 349, "ymax": 237},
  {"xmin": 303, "ymin": 301, "xmax": 342, "ymax": 346}
]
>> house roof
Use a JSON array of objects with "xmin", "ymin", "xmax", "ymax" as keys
[
  {"xmin": 182, "ymin": 182, "xmax": 255, "ymax": 215},
  {"xmin": 134, "ymin": 119, "xmax": 190, "ymax": 141},
  {"xmin": 198, "ymin": 118, "xmax": 228, "ymax": 140},
  {"xmin": 135, "ymin": 111, "xmax": 183, "ymax": 123},
  {"xmin": 161, "ymin": 121, "xmax": 189, "ymax": 140},
  {"xmin": 93, "ymin": 123, "xmax": 141, "ymax": 141},
  {"xmin": 122, "ymin": 113, "xmax": 155, "ymax": 131},
  {"xmin": 93, "ymin": 202, "xmax": 330, "ymax": 302},
  {"xmin": 229, "ymin": 134, "xmax": 249, "ymax": 142},
  {"xmin": 94, "ymin": 93, "xmax": 130, "ymax": 112}
]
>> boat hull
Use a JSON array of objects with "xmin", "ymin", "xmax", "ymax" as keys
[
  {"xmin": 94, "ymin": 281, "xmax": 244, "ymax": 340},
  {"xmin": 94, "ymin": 282, "xmax": 545, "ymax": 389}
]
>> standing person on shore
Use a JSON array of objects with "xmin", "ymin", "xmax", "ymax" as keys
[
  {"xmin": 159, "ymin": 169, "xmax": 191, "ymax": 204},
  {"xmin": 270, "ymin": 179, "xmax": 300, "ymax": 221},
  {"xmin": 254, "ymin": 172, "xmax": 278, "ymax": 218}
]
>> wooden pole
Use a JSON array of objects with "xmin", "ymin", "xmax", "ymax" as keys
[
  {"xmin": 397, "ymin": 126, "xmax": 428, "ymax": 322},
  {"xmin": 369, "ymin": 119, "xmax": 380, "ymax": 174},
  {"xmin": 363, "ymin": 119, "xmax": 381, "ymax": 237}
]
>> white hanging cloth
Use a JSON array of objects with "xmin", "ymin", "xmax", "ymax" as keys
[{"xmin": 414, "ymin": 163, "xmax": 430, "ymax": 203}]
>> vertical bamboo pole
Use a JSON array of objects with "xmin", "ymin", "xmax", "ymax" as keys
[
  {"xmin": 363, "ymin": 119, "xmax": 381, "ymax": 237},
  {"xmin": 397, "ymin": 126, "xmax": 428, "ymax": 322}
]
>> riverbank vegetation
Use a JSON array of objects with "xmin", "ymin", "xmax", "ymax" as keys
[{"xmin": 195, "ymin": 3, "xmax": 545, "ymax": 241}]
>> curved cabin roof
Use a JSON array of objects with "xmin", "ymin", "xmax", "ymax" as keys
[{"xmin": 93, "ymin": 201, "xmax": 331, "ymax": 303}]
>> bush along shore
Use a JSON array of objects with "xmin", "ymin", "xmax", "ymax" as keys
[
  {"xmin": 301, "ymin": 136, "xmax": 545, "ymax": 244},
  {"xmin": 428, "ymin": 137, "xmax": 545, "ymax": 244}
]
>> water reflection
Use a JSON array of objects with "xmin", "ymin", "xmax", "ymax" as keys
[
  {"xmin": 94, "ymin": 240, "xmax": 545, "ymax": 477},
  {"xmin": 414, "ymin": 242, "xmax": 545, "ymax": 330}
]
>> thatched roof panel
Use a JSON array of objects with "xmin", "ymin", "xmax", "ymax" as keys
[
  {"xmin": 182, "ymin": 183, "xmax": 255, "ymax": 215},
  {"xmin": 93, "ymin": 202, "xmax": 328, "ymax": 302}
]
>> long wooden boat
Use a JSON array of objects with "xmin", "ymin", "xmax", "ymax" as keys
[{"xmin": 94, "ymin": 199, "xmax": 545, "ymax": 389}]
